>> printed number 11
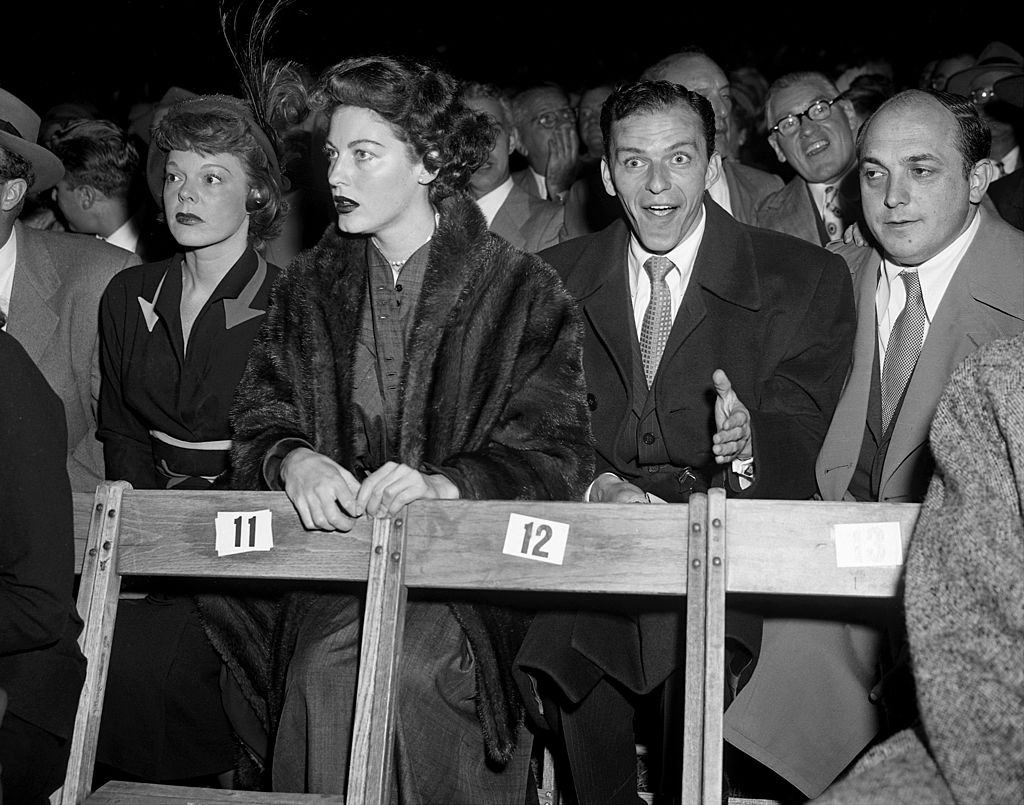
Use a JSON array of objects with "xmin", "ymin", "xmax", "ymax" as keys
[
  {"xmin": 521, "ymin": 521, "xmax": 552, "ymax": 558},
  {"xmin": 234, "ymin": 515, "xmax": 257, "ymax": 548}
]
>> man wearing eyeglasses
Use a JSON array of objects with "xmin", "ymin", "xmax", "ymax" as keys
[
  {"xmin": 756, "ymin": 71, "xmax": 863, "ymax": 246},
  {"xmin": 510, "ymin": 83, "xmax": 581, "ymax": 204},
  {"xmin": 731, "ymin": 88, "xmax": 1024, "ymax": 802}
]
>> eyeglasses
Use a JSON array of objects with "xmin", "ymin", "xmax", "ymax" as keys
[
  {"xmin": 968, "ymin": 86, "xmax": 998, "ymax": 105},
  {"xmin": 770, "ymin": 98, "xmax": 836, "ymax": 137},
  {"xmin": 530, "ymin": 107, "xmax": 577, "ymax": 129}
]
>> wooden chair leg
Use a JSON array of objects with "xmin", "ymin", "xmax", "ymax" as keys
[{"xmin": 681, "ymin": 492, "xmax": 709, "ymax": 803}]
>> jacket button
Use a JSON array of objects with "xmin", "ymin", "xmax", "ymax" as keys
[
  {"xmin": 642, "ymin": 432, "xmax": 656, "ymax": 445},
  {"xmin": 587, "ymin": 393, "xmax": 597, "ymax": 411}
]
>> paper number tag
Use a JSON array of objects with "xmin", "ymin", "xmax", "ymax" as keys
[
  {"xmin": 833, "ymin": 522, "xmax": 903, "ymax": 567},
  {"xmin": 215, "ymin": 510, "xmax": 274, "ymax": 556},
  {"xmin": 503, "ymin": 513, "xmax": 569, "ymax": 565}
]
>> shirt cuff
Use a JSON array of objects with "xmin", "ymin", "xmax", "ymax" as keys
[
  {"xmin": 731, "ymin": 457, "xmax": 755, "ymax": 490},
  {"xmin": 585, "ymin": 472, "xmax": 622, "ymax": 502}
]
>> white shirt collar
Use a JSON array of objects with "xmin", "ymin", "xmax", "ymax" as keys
[
  {"xmin": 626, "ymin": 203, "xmax": 707, "ymax": 335},
  {"xmin": 876, "ymin": 208, "xmax": 980, "ymax": 356},
  {"xmin": 474, "ymin": 176, "xmax": 514, "ymax": 227},
  {"xmin": 997, "ymin": 145, "xmax": 1019, "ymax": 174},
  {"xmin": 0, "ymin": 227, "xmax": 17, "ymax": 329},
  {"xmin": 706, "ymin": 165, "xmax": 732, "ymax": 216},
  {"xmin": 104, "ymin": 210, "xmax": 143, "ymax": 254},
  {"xmin": 528, "ymin": 167, "xmax": 548, "ymax": 200}
]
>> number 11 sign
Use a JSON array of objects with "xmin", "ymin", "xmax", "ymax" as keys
[
  {"xmin": 502, "ymin": 513, "xmax": 570, "ymax": 565},
  {"xmin": 215, "ymin": 509, "xmax": 274, "ymax": 556}
]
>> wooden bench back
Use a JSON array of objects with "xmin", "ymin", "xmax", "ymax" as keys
[{"xmin": 60, "ymin": 484, "xmax": 916, "ymax": 805}]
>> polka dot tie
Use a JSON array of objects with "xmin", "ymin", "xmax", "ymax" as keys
[
  {"xmin": 640, "ymin": 255, "xmax": 675, "ymax": 387},
  {"xmin": 880, "ymin": 270, "xmax": 926, "ymax": 432},
  {"xmin": 823, "ymin": 184, "xmax": 844, "ymax": 241}
]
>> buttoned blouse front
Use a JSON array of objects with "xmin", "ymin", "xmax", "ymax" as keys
[{"xmin": 98, "ymin": 248, "xmax": 278, "ymax": 488}]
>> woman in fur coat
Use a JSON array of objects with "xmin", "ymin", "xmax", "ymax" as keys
[{"xmin": 198, "ymin": 55, "xmax": 594, "ymax": 802}]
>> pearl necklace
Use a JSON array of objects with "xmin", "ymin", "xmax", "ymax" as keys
[{"xmin": 373, "ymin": 212, "xmax": 440, "ymax": 270}]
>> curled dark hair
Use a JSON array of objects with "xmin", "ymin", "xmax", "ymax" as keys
[
  {"xmin": 48, "ymin": 118, "xmax": 140, "ymax": 198},
  {"xmin": 856, "ymin": 89, "xmax": 991, "ymax": 179},
  {"xmin": 601, "ymin": 80, "xmax": 716, "ymax": 160},
  {"xmin": 153, "ymin": 94, "xmax": 286, "ymax": 249},
  {"xmin": 0, "ymin": 145, "xmax": 36, "ymax": 190},
  {"xmin": 310, "ymin": 55, "xmax": 493, "ymax": 202}
]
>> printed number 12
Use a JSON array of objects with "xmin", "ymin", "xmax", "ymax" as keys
[
  {"xmin": 234, "ymin": 515, "xmax": 257, "ymax": 548},
  {"xmin": 521, "ymin": 522, "xmax": 552, "ymax": 558}
]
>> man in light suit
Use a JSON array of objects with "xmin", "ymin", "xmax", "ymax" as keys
[
  {"xmin": 756, "ymin": 71, "xmax": 865, "ymax": 246},
  {"xmin": 516, "ymin": 79, "xmax": 855, "ymax": 804},
  {"xmin": 0, "ymin": 87, "xmax": 140, "ymax": 492},
  {"xmin": 462, "ymin": 81, "xmax": 569, "ymax": 253},
  {"xmin": 725, "ymin": 89, "xmax": 1024, "ymax": 800}
]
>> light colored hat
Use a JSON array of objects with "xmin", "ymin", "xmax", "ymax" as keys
[{"xmin": 0, "ymin": 87, "xmax": 65, "ymax": 193}]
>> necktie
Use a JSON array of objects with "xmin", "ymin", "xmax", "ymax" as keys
[
  {"xmin": 823, "ymin": 185, "xmax": 843, "ymax": 240},
  {"xmin": 640, "ymin": 255, "xmax": 675, "ymax": 387},
  {"xmin": 880, "ymin": 270, "xmax": 926, "ymax": 432}
]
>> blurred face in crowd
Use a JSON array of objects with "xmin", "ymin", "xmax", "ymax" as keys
[
  {"xmin": 515, "ymin": 86, "xmax": 577, "ymax": 174},
  {"xmin": 602, "ymin": 102, "xmax": 719, "ymax": 254},
  {"xmin": 163, "ymin": 150, "xmax": 250, "ymax": 253},
  {"xmin": 928, "ymin": 54, "xmax": 975, "ymax": 90},
  {"xmin": 324, "ymin": 105, "xmax": 436, "ymax": 242},
  {"xmin": 648, "ymin": 54, "xmax": 734, "ymax": 158},
  {"xmin": 767, "ymin": 80, "xmax": 858, "ymax": 185},
  {"xmin": 964, "ymin": 67, "xmax": 1020, "ymax": 152},
  {"xmin": 463, "ymin": 94, "xmax": 516, "ymax": 199},
  {"xmin": 577, "ymin": 84, "xmax": 613, "ymax": 158},
  {"xmin": 859, "ymin": 95, "xmax": 988, "ymax": 266}
]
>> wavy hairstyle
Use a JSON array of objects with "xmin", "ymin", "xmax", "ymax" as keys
[
  {"xmin": 153, "ymin": 94, "xmax": 287, "ymax": 249},
  {"xmin": 600, "ymin": 79, "xmax": 716, "ymax": 160},
  {"xmin": 310, "ymin": 55, "xmax": 493, "ymax": 202}
]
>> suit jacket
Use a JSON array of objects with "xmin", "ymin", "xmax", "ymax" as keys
[
  {"xmin": 724, "ymin": 207, "xmax": 1024, "ymax": 800},
  {"xmin": 987, "ymin": 169, "xmax": 1024, "ymax": 232},
  {"xmin": 0, "ymin": 330, "xmax": 86, "ymax": 741},
  {"xmin": 755, "ymin": 169, "xmax": 863, "ymax": 247},
  {"xmin": 817, "ymin": 205, "xmax": 1024, "ymax": 503},
  {"xmin": 517, "ymin": 201, "xmax": 855, "ymax": 700},
  {"xmin": 721, "ymin": 159, "xmax": 784, "ymax": 225},
  {"xmin": 489, "ymin": 180, "xmax": 567, "ymax": 253},
  {"xmin": 6, "ymin": 222, "xmax": 140, "ymax": 491}
]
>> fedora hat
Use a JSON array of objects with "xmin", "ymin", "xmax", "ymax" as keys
[
  {"xmin": 0, "ymin": 87, "xmax": 65, "ymax": 194},
  {"xmin": 946, "ymin": 41, "xmax": 1024, "ymax": 97},
  {"xmin": 994, "ymin": 73, "xmax": 1024, "ymax": 108}
]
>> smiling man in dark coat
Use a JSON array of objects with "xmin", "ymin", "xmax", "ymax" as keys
[{"xmin": 515, "ymin": 79, "xmax": 856, "ymax": 804}]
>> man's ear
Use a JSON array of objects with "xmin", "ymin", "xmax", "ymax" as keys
[
  {"xmin": 705, "ymin": 152, "xmax": 722, "ymax": 190},
  {"xmin": 513, "ymin": 127, "xmax": 529, "ymax": 157},
  {"xmin": 968, "ymin": 159, "xmax": 992, "ymax": 204},
  {"xmin": 768, "ymin": 132, "xmax": 787, "ymax": 164},
  {"xmin": 508, "ymin": 127, "xmax": 520, "ymax": 155},
  {"xmin": 79, "ymin": 185, "xmax": 97, "ymax": 209},
  {"xmin": 600, "ymin": 156, "xmax": 616, "ymax": 197},
  {"xmin": 837, "ymin": 98, "xmax": 859, "ymax": 135},
  {"xmin": 0, "ymin": 178, "xmax": 28, "ymax": 213}
]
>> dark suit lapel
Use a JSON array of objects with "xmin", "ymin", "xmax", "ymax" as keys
[
  {"xmin": 8, "ymin": 223, "xmax": 60, "ymax": 364},
  {"xmin": 660, "ymin": 203, "xmax": 761, "ymax": 369}
]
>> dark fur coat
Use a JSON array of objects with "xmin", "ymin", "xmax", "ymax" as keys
[{"xmin": 198, "ymin": 194, "xmax": 594, "ymax": 777}]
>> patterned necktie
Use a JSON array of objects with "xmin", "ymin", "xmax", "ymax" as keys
[
  {"xmin": 880, "ymin": 270, "xmax": 926, "ymax": 432},
  {"xmin": 640, "ymin": 255, "xmax": 675, "ymax": 387},
  {"xmin": 823, "ymin": 184, "xmax": 844, "ymax": 241}
]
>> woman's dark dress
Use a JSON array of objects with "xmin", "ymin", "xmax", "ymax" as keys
[{"xmin": 95, "ymin": 248, "xmax": 278, "ymax": 780}]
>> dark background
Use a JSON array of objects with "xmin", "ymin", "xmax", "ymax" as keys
[{"xmin": 6, "ymin": 2, "xmax": 1015, "ymax": 126}]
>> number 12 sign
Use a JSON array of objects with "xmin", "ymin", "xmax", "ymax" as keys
[{"xmin": 502, "ymin": 513, "xmax": 569, "ymax": 565}]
